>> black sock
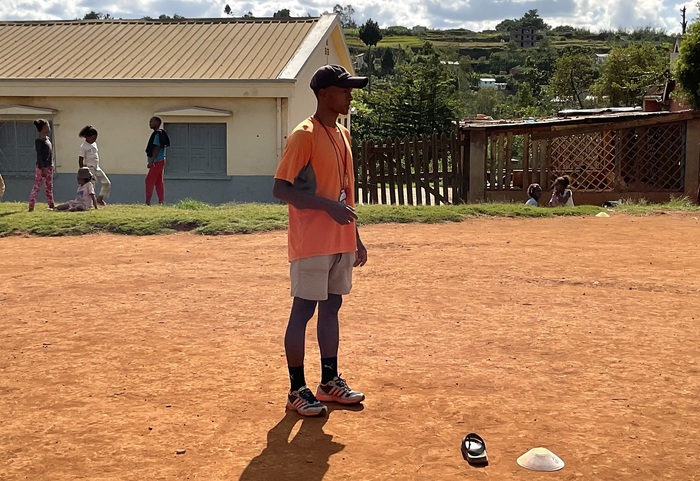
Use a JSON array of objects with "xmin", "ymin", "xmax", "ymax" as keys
[
  {"xmin": 288, "ymin": 365, "xmax": 306, "ymax": 392},
  {"xmin": 321, "ymin": 357, "xmax": 338, "ymax": 384}
]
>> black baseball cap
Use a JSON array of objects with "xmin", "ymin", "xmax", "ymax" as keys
[{"xmin": 310, "ymin": 64, "xmax": 368, "ymax": 92}]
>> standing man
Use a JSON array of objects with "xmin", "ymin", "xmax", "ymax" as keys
[
  {"xmin": 145, "ymin": 116, "xmax": 169, "ymax": 205},
  {"xmin": 273, "ymin": 65, "xmax": 368, "ymax": 416}
]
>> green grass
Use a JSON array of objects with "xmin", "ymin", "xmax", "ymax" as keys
[{"xmin": 0, "ymin": 197, "xmax": 698, "ymax": 237}]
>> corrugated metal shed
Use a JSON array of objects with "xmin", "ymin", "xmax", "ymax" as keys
[{"xmin": 0, "ymin": 18, "xmax": 318, "ymax": 80}]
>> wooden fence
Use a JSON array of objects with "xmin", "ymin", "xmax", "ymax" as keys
[
  {"xmin": 354, "ymin": 132, "xmax": 467, "ymax": 205},
  {"xmin": 354, "ymin": 110, "xmax": 700, "ymax": 205}
]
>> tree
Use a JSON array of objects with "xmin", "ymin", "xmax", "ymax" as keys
[
  {"xmin": 83, "ymin": 11, "xmax": 111, "ymax": 19},
  {"xmin": 674, "ymin": 20, "xmax": 700, "ymax": 108},
  {"xmin": 359, "ymin": 18, "xmax": 383, "ymax": 90},
  {"xmin": 592, "ymin": 43, "xmax": 669, "ymax": 106},
  {"xmin": 273, "ymin": 9, "xmax": 291, "ymax": 18},
  {"xmin": 549, "ymin": 48, "xmax": 596, "ymax": 108},
  {"xmin": 224, "ymin": 4, "xmax": 232, "ymax": 16},
  {"xmin": 494, "ymin": 19, "xmax": 516, "ymax": 33},
  {"xmin": 519, "ymin": 37, "xmax": 558, "ymax": 99},
  {"xmin": 380, "ymin": 48, "xmax": 395, "ymax": 75},
  {"xmin": 495, "ymin": 9, "xmax": 548, "ymax": 33},
  {"xmin": 520, "ymin": 9, "xmax": 549, "ymax": 31},
  {"xmin": 243, "ymin": 11, "xmax": 254, "ymax": 18},
  {"xmin": 332, "ymin": 4, "xmax": 356, "ymax": 28},
  {"xmin": 352, "ymin": 42, "xmax": 459, "ymax": 140}
]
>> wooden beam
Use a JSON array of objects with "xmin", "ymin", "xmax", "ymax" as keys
[
  {"xmin": 684, "ymin": 119, "xmax": 700, "ymax": 200},
  {"xmin": 468, "ymin": 130, "xmax": 487, "ymax": 202}
]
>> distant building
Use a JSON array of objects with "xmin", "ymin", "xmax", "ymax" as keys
[
  {"xmin": 595, "ymin": 53, "xmax": 609, "ymax": 65},
  {"xmin": 440, "ymin": 60, "xmax": 459, "ymax": 66},
  {"xmin": 510, "ymin": 27, "xmax": 537, "ymax": 48},
  {"xmin": 412, "ymin": 25, "xmax": 427, "ymax": 33},
  {"xmin": 479, "ymin": 78, "xmax": 507, "ymax": 90}
]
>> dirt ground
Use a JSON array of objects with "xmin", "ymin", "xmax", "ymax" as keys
[{"xmin": 1, "ymin": 214, "xmax": 699, "ymax": 481}]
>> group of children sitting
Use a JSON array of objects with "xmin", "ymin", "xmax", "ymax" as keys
[{"xmin": 525, "ymin": 175, "xmax": 574, "ymax": 207}]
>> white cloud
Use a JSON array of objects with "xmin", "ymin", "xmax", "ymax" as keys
[{"xmin": 0, "ymin": 0, "xmax": 697, "ymax": 33}]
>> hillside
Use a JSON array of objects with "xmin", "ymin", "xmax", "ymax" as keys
[{"xmin": 344, "ymin": 26, "xmax": 675, "ymax": 62}]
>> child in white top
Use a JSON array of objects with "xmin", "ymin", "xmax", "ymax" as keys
[
  {"xmin": 525, "ymin": 183, "xmax": 542, "ymax": 206},
  {"xmin": 549, "ymin": 175, "xmax": 575, "ymax": 207},
  {"xmin": 79, "ymin": 125, "xmax": 110, "ymax": 206},
  {"xmin": 55, "ymin": 167, "xmax": 98, "ymax": 211}
]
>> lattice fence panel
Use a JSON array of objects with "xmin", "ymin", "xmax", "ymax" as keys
[
  {"xmin": 617, "ymin": 124, "xmax": 685, "ymax": 192},
  {"xmin": 540, "ymin": 123, "xmax": 686, "ymax": 192},
  {"xmin": 548, "ymin": 131, "xmax": 619, "ymax": 191}
]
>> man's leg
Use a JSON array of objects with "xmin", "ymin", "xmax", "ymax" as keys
[
  {"xmin": 285, "ymin": 297, "xmax": 327, "ymax": 416},
  {"xmin": 285, "ymin": 297, "xmax": 317, "ymax": 389},
  {"xmin": 314, "ymin": 255, "xmax": 364, "ymax": 405},
  {"xmin": 317, "ymin": 294, "xmax": 341, "ymax": 382}
]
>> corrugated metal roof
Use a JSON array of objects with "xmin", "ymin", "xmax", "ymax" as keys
[{"xmin": 0, "ymin": 18, "xmax": 320, "ymax": 80}]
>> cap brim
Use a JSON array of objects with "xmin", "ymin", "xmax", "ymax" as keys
[{"xmin": 338, "ymin": 76, "xmax": 369, "ymax": 89}]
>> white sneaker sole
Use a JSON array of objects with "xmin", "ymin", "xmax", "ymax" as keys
[
  {"xmin": 315, "ymin": 392, "xmax": 365, "ymax": 404},
  {"xmin": 286, "ymin": 400, "xmax": 328, "ymax": 416}
]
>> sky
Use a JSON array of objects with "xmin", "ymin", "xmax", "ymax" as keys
[{"xmin": 1, "ymin": 0, "xmax": 698, "ymax": 34}]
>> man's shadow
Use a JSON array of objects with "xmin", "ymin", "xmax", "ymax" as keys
[{"xmin": 239, "ymin": 405, "xmax": 362, "ymax": 481}]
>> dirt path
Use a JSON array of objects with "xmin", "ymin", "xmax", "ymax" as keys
[{"xmin": 1, "ymin": 214, "xmax": 699, "ymax": 480}]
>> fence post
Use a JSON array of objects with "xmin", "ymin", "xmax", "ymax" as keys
[
  {"xmin": 685, "ymin": 118, "xmax": 700, "ymax": 201},
  {"xmin": 468, "ymin": 130, "xmax": 486, "ymax": 202}
]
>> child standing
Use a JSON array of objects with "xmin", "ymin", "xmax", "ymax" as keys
[
  {"xmin": 549, "ymin": 175, "xmax": 575, "ymax": 207},
  {"xmin": 29, "ymin": 118, "xmax": 55, "ymax": 212},
  {"xmin": 55, "ymin": 167, "xmax": 98, "ymax": 211},
  {"xmin": 525, "ymin": 183, "xmax": 542, "ymax": 206},
  {"xmin": 79, "ymin": 125, "xmax": 111, "ymax": 206}
]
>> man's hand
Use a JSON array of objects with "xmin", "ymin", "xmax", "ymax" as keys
[
  {"xmin": 354, "ymin": 240, "xmax": 367, "ymax": 267},
  {"xmin": 147, "ymin": 160, "xmax": 154, "ymax": 169},
  {"xmin": 326, "ymin": 201, "xmax": 358, "ymax": 225}
]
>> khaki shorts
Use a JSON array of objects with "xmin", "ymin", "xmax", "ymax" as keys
[{"xmin": 290, "ymin": 253, "xmax": 354, "ymax": 301}]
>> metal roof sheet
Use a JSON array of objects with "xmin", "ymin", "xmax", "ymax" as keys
[{"xmin": 0, "ymin": 18, "xmax": 319, "ymax": 80}]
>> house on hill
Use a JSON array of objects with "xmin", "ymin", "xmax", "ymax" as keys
[
  {"xmin": 0, "ymin": 15, "xmax": 355, "ymax": 204},
  {"xmin": 510, "ymin": 27, "xmax": 537, "ymax": 48},
  {"xmin": 479, "ymin": 78, "xmax": 507, "ymax": 90}
]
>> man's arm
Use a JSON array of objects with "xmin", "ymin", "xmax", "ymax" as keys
[
  {"xmin": 354, "ymin": 227, "xmax": 367, "ymax": 267},
  {"xmin": 272, "ymin": 178, "xmax": 357, "ymax": 225},
  {"xmin": 148, "ymin": 146, "xmax": 160, "ymax": 168}
]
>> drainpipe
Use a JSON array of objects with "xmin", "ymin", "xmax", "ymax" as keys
[{"xmin": 276, "ymin": 98, "xmax": 283, "ymax": 161}]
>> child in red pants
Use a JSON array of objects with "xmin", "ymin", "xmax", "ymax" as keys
[
  {"xmin": 145, "ymin": 116, "xmax": 169, "ymax": 205},
  {"xmin": 29, "ymin": 119, "xmax": 55, "ymax": 212}
]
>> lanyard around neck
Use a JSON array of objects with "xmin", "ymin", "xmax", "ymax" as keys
[{"xmin": 314, "ymin": 116, "xmax": 348, "ymax": 189}]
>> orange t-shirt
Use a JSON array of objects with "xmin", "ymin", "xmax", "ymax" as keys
[{"xmin": 274, "ymin": 116, "xmax": 357, "ymax": 261}]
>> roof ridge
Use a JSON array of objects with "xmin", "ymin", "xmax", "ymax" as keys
[{"xmin": 0, "ymin": 17, "xmax": 320, "ymax": 26}]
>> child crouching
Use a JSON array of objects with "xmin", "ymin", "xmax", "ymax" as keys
[{"xmin": 55, "ymin": 167, "xmax": 98, "ymax": 211}]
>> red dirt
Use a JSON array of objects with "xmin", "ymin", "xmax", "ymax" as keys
[{"xmin": 1, "ymin": 214, "xmax": 699, "ymax": 480}]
